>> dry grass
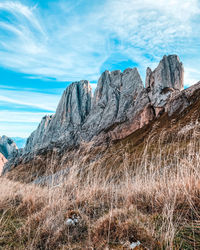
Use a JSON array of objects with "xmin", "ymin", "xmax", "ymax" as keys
[{"xmin": 1, "ymin": 126, "xmax": 200, "ymax": 249}]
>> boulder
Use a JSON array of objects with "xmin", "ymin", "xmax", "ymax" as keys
[{"xmin": 0, "ymin": 135, "xmax": 18, "ymax": 159}]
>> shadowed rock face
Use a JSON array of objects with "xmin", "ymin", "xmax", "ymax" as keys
[
  {"xmin": 6, "ymin": 55, "xmax": 186, "ymax": 165},
  {"xmin": 0, "ymin": 136, "xmax": 18, "ymax": 159},
  {"xmin": 145, "ymin": 55, "xmax": 184, "ymax": 109}
]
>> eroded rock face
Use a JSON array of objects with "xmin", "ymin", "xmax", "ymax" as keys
[
  {"xmin": 24, "ymin": 115, "xmax": 53, "ymax": 153},
  {"xmin": 0, "ymin": 136, "xmax": 18, "ymax": 159},
  {"xmin": 20, "ymin": 55, "xmax": 186, "ymax": 156},
  {"xmin": 81, "ymin": 68, "xmax": 153, "ymax": 141},
  {"xmin": 146, "ymin": 55, "xmax": 184, "ymax": 108},
  {"xmin": 24, "ymin": 80, "xmax": 92, "ymax": 153},
  {"xmin": 4, "ymin": 54, "xmax": 189, "ymax": 174}
]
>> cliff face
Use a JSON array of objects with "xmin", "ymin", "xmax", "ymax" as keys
[
  {"xmin": 23, "ymin": 54, "xmax": 184, "ymax": 154},
  {"xmin": 81, "ymin": 68, "xmax": 152, "ymax": 141},
  {"xmin": 4, "ymin": 54, "xmax": 193, "ymax": 176},
  {"xmin": 24, "ymin": 80, "xmax": 92, "ymax": 153},
  {"xmin": 145, "ymin": 55, "xmax": 184, "ymax": 110}
]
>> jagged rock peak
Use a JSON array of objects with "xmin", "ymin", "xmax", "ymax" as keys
[
  {"xmin": 145, "ymin": 55, "xmax": 184, "ymax": 90},
  {"xmin": 145, "ymin": 55, "xmax": 184, "ymax": 108},
  {"xmin": 24, "ymin": 80, "xmax": 92, "ymax": 153},
  {"xmin": 54, "ymin": 80, "xmax": 92, "ymax": 127},
  {"xmin": 0, "ymin": 135, "xmax": 18, "ymax": 159},
  {"xmin": 82, "ymin": 67, "xmax": 146, "ymax": 140},
  {"xmin": 24, "ymin": 115, "xmax": 53, "ymax": 153}
]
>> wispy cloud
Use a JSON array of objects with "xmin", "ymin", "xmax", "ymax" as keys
[
  {"xmin": 0, "ymin": 0, "xmax": 199, "ymax": 83},
  {"xmin": 0, "ymin": 88, "xmax": 60, "ymax": 111},
  {"xmin": 1, "ymin": 0, "xmax": 200, "ymax": 138}
]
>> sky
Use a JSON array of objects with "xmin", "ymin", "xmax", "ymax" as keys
[{"xmin": 1, "ymin": 0, "xmax": 200, "ymax": 138}]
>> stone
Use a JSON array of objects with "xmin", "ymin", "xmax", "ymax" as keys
[
  {"xmin": 0, "ymin": 135, "xmax": 18, "ymax": 159},
  {"xmin": 81, "ymin": 67, "xmax": 152, "ymax": 141},
  {"xmin": 4, "ymin": 54, "xmax": 193, "ymax": 176},
  {"xmin": 24, "ymin": 80, "xmax": 92, "ymax": 153},
  {"xmin": 146, "ymin": 55, "xmax": 184, "ymax": 108}
]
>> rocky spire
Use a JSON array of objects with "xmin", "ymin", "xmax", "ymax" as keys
[
  {"xmin": 24, "ymin": 80, "xmax": 92, "ymax": 153},
  {"xmin": 24, "ymin": 115, "xmax": 53, "ymax": 153},
  {"xmin": 145, "ymin": 55, "xmax": 184, "ymax": 108}
]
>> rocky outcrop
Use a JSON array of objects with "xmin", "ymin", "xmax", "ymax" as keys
[
  {"xmin": 81, "ymin": 68, "xmax": 153, "ymax": 141},
  {"xmin": 145, "ymin": 55, "xmax": 184, "ymax": 113},
  {"xmin": 3, "ymin": 54, "xmax": 189, "ymax": 175},
  {"xmin": 15, "ymin": 55, "xmax": 185, "ymax": 155},
  {"xmin": 24, "ymin": 115, "xmax": 53, "ymax": 153},
  {"xmin": 166, "ymin": 81, "xmax": 200, "ymax": 116},
  {"xmin": 82, "ymin": 55, "xmax": 184, "ymax": 141},
  {"xmin": 24, "ymin": 80, "xmax": 92, "ymax": 153},
  {"xmin": 0, "ymin": 136, "xmax": 18, "ymax": 159}
]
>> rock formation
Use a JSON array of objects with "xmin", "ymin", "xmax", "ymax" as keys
[
  {"xmin": 145, "ymin": 55, "xmax": 184, "ymax": 115},
  {"xmin": 82, "ymin": 67, "xmax": 155, "ymax": 141},
  {"xmin": 0, "ymin": 135, "xmax": 18, "ymax": 159},
  {"xmin": 3, "ymin": 54, "xmax": 189, "ymax": 175},
  {"xmin": 24, "ymin": 80, "xmax": 92, "ymax": 153},
  {"xmin": 19, "ymin": 55, "xmax": 185, "ymax": 155}
]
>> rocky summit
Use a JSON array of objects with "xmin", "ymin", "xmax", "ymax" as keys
[
  {"xmin": 23, "ymin": 54, "xmax": 183, "ymax": 153},
  {"xmin": 3, "ymin": 54, "xmax": 198, "ymax": 176},
  {"xmin": 24, "ymin": 80, "xmax": 92, "ymax": 154}
]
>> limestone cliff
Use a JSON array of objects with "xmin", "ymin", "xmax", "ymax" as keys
[
  {"xmin": 3, "ymin": 54, "xmax": 190, "ymax": 175},
  {"xmin": 145, "ymin": 55, "xmax": 184, "ymax": 113},
  {"xmin": 24, "ymin": 80, "xmax": 92, "ymax": 153},
  {"xmin": 16, "ymin": 55, "xmax": 185, "ymax": 155}
]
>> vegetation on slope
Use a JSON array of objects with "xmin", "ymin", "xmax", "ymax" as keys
[
  {"xmin": 1, "ymin": 90, "xmax": 200, "ymax": 249},
  {"xmin": 1, "ymin": 126, "xmax": 200, "ymax": 249}
]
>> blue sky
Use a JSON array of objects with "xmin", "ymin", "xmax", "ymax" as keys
[{"xmin": 1, "ymin": 0, "xmax": 200, "ymax": 137}]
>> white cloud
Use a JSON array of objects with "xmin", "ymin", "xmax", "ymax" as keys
[
  {"xmin": 0, "ymin": 89, "xmax": 60, "ymax": 111},
  {"xmin": 184, "ymin": 67, "xmax": 200, "ymax": 87},
  {"xmin": 1, "ymin": 0, "xmax": 200, "ymax": 138},
  {"xmin": 0, "ymin": 0, "xmax": 198, "ymax": 82}
]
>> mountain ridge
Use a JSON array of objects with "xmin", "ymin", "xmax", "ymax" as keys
[{"xmin": 3, "ymin": 54, "xmax": 200, "ymax": 180}]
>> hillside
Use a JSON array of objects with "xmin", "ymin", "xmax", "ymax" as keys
[{"xmin": 1, "ymin": 55, "xmax": 200, "ymax": 249}]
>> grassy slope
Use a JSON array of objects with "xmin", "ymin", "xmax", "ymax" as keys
[{"xmin": 1, "ymin": 96, "xmax": 200, "ymax": 249}]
